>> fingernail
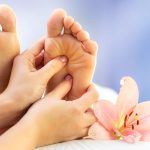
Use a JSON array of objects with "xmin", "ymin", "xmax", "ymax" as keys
[
  {"xmin": 59, "ymin": 55, "xmax": 68, "ymax": 63},
  {"xmin": 65, "ymin": 75, "xmax": 72, "ymax": 81}
]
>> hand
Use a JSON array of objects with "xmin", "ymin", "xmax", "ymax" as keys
[
  {"xmin": 22, "ymin": 80, "xmax": 99, "ymax": 147},
  {"xmin": 1, "ymin": 38, "xmax": 67, "ymax": 128},
  {"xmin": 4, "ymin": 38, "xmax": 67, "ymax": 109}
]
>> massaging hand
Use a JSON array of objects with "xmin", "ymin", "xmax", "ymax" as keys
[
  {"xmin": 22, "ymin": 83, "xmax": 99, "ymax": 147},
  {"xmin": 5, "ymin": 38, "xmax": 68, "ymax": 109},
  {"xmin": 0, "ymin": 38, "xmax": 67, "ymax": 129}
]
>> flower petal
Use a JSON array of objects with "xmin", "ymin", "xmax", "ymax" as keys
[
  {"xmin": 141, "ymin": 131, "xmax": 150, "ymax": 141},
  {"xmin": 127, "ymin": 101, "xmax": 150, "ymax": 131},
  {"xmin": 93, "ymin": 100, "xmax": 117, "ymax": 131},
  {"xmin": 116, "ymin": 77, "xmax": 139, "ymax": 118},
  {"xmin": 87, "ymin": 122, "xmax": 114, "ymax": 140},
  {"xmin": 123, "ymin": 129, "xmax": 142, "ymax": 143}
]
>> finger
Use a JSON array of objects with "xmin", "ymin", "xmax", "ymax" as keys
[
  {"xmin": 25, "ymin": 37, "xmax": 45, "ymax": 57},
  {"xmin": 35, "ymin": 50, "xmax": 44, "ymax": 69},
  {"xmin": 45, "ymin": 75, "xmax": 72, "ymax": 99},
  {"xmin": 75, "ymin": 84, "xmax": 99, "ymax": 112},
  {"xmin": 38, "ymin": 56, "xmax": 68, "ymax": 82},
  {"xmin": 83, "ymin": 111, "xmax": 96, "ymax": 127},
  {"xmin": 78, "ymin": 128, "xmax": 89, "ymax": 138}
]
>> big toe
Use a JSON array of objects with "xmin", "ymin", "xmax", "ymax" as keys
[
  {"xmin": 0, "ymin": 4, "xmax": 16, "ymax": 32},
  {"xmin": 47, "ymin": 8, "xmax": 67, "ymax": 37}
]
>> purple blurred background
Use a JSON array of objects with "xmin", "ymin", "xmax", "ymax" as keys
[{"xmin": 0, "ymin": 0, "xmax": 150, "ymax": 102}]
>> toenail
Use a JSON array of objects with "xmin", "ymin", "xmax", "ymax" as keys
[
  {"xmin": 59, "ymin": 55, "xmax": 68, "ymax": 63},
  {"xmin": 64, "ymin": 74, "xmax": 72, "ymax": 81}
]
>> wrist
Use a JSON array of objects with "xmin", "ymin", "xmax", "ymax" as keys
[
  {"xmin": 0, "ymin": 115, "xmax": 39, "ymax": 149},
  {"xmin": 23, "ymin": 108, "xmax": 56, "ymax": 147},
  {"xmin": 20, "ymin": 113, "xmax": 41, "ymax": 147},
  {"xmin": 2, "ymin": 87, "xmax": 26, "ymax": 112},
  {"xmin": 0, "ymin": 92, "xmax": 22, "ymax": 129},
  {"xmin": 0, "ymin": 91, "xmax": 19, "ymax": 113}
]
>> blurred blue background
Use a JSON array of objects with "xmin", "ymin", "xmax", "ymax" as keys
[{"xmin": 0, "ymin": 0, "xmax": 150, "ymax": 102}]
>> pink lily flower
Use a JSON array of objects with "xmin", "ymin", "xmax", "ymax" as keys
[{"xmin": 87, "ymin": 77, "xmax": 150, "ymax": 143}]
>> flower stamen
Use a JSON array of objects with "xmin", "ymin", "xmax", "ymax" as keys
[
  {"xmin": 132, "ymin": 125, "xmax": 134, "ymax": 130},
  {"xmin": 129, "ymin": 111, "xmax": 133, "ymax": 116},
  {"xmin": 124, "ymin": 115, "xmax": 128, "ymax": 128},
  {"xmin": 137, "ymin": 120, "xmax": 139, "ymax": 125}
]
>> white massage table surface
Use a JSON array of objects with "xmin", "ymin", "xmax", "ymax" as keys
[{"xmin": 37, "ymin": 139, "xmax": 150, "ymax": 150}]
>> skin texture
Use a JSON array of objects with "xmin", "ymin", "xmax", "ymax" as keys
[
  {"xmin": 0, "ymin": 6, "xmax": 99, "ymax": 149},
  {"xmin": 0, "ymin": 83, "xmax": 99, "ymax": 150},
  {"xmin": 0, "ymin": 5, "xmax": 20, "ymax": 93},
  {"xmin": 45, "ymin": 9, "xmax": 98, "ymax": 100},
  {"xmin": 0, "ymin": 34, "xmax": 99, "ymax": 148},
  {"xmin": 0, "ymin": 38, "xmax": 68, "ymax": 130}
]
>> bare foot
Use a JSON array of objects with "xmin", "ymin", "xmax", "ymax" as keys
[
  {"xmin": 44, "ymin": 9, "xmax": 98, "ymax": 100},
  {"xmin": 0, "ymin": 5, "xmax": 20, "ymax": 93}
]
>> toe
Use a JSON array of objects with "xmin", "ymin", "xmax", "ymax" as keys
[
  {"xmin": 71, "ymin": 21, "xmax": 82, "ymax": 34},
  {"xmin": 83, "ymin": 40, "xmax": 98, "ymax": 55},
  {"xmin": 64, "ymin": 16, "xmax": 74, "ymax": 34},
  {"xmin": 77, "ymin": 30, "xmax": 90, "ymax": 42},
  {"xmin": 64, "ymin": 16, "xmax": 74, "ymax": 29},
  {"xmin": 47, "ymin": 8, "xmax": 67, "ymax": 37},
  {"xmin": 0, "ymin": 4, "xmax": 16, "ymax": 32}
]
